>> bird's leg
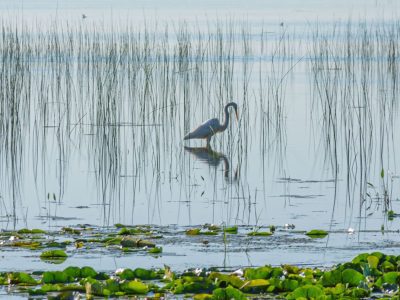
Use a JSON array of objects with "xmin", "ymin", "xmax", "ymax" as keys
[{"xmin": 206, "ymin": 137, "xmax": 211, "ymax": 149}]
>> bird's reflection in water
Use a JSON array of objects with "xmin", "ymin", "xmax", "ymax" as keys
[{"xmin": 184, "ymin": 146, "xmax": 238, "ymax": 182}]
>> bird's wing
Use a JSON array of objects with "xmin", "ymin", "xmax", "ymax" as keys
[{"xmin": 184, "ymin": 118, "xmax": 220, "ymax": 140}]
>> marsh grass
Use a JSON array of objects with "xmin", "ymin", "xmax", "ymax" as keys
[
  {"xmin": 310, "ymin": 21, "xmax": 400, "ymax": 221},
  {"xmin": 0, "ymin": 19, "xmax": 399, "ymax": 227}
]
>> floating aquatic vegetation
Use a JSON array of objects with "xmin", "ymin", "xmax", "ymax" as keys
[
  {"xmin": 0, "ymin": 251, "xmax": 398, "ymax": 298},
  {"xmin": 223, "ymin": 226, "xmax": 238, "ymax": 234},
  {"xmin": 247, "ymin": 231, "xmax": 272, "ymax": 236},
  {"xmin": 40, "ymin": 250, "xmax": 68, "ymax": 264}
]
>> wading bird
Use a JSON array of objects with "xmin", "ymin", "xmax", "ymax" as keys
[{"xmin": 183, "ymin": 102, "xmax": 238, "ymax": 148}]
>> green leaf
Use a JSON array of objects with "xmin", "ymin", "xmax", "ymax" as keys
[
  {"xmin": 247, "ymin": 231, "xmax": 272, "ymax": 236},
  {"xmin": 63, "ymin": 266, "xmax": 81, "ymax": 278},
  {"xmin": 118, "ymin": 269, "xmax": 135, "ymax": 280},
  {"xmin": 186, "ymin": 228, "xmax": 201, "ymax": 235},
  {"xmin": 305, "ymin": 229, "xmax": 328, "ymax": 238},
  {"xmin": 40, "ymin": 250, "xmax": 67, "ymax": 258},
  {"xmin": 42, "ymin": 271, "xmax": 73, "ymax": 284},
  {"xmin": 382, "ymin": 272, "xmax": 399, "ymax": 284},
  {"xmin": 281, "ymin": 279, "xmax": 299, "ymax": 291},
  {"xmin": 80, "ymin": 266, "xmax": 97, "ymax": 278},
  {"xmin": 341, "ymin": 269, "xmax": 365, "ymax": 287},
  {"xmin": 209, "ymin": 272, "xmax": 245, "ymax": 289},
  {"xmin": 8, "ymin": 272, "xmax": 38, "ymax": 285},
  {"xmin": 224, "ymin": 226, "xmax": 238, "ymax": 234},
  {"xmin": 381, "ymin": 168, "xmax": 385, "ymax": 178},
  {"xmin": 40, "ymin": 250, "xmax": 68, "ymax": 264},
  {"xmin": 17, "ymin": 228, "xmax": 46, "ymax": 234},
  {"xmin": 121, "ymin": 280, "xmax": 149, "ymax": 294},
  {"xmin": 288, "ymin": 284, "xmax": 324, "ymax": 299},
  {"xmin": 194, "ymin": 294, "xmax": 213, "ymax": 300},
  {"xmin": 134, "ymin": 268, "xmax": 159, "ymax": 280},
  {"xmin": 380, "ymin": 261, "xmax": 395, "ymax": 272},
  {"xmin": 350, "ymin": 287, "xmax": 370, "ymax": 298},
  {"xmin": 352, "ymin": 253, "xmax": 369, "ymax": 264},
  {"xmin": 244, "ymin": 266, "xmax": 272, "ymax": 280},
  {"xmin": 367, "ymin": 255, "xmax": 379, "ymax": 269},
  {"xmin": 212, "ymin": 286, "xmax": 246, "ymax": 300},
  {"xmin": 148, "ymin": 246, "xmax": 162, "ymax": 254},
  {"xmin": 320, "ymin": 269, "xmax": 342, "ymax": 287}
]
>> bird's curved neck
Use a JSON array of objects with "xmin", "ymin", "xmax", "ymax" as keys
[{"xmin": 220, "ymin": 105, "xmax": 231, "ymax": 131}]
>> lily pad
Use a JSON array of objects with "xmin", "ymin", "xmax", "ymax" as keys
[
  {"xmin": 42, "ymin": 271, "xmax": 74, "ymax": 284},
  {"xmin": 40, "ymin": 250, "xmax": 68, "ymax": 264},
  {"xmin": 320, "ymin": 269, "xmax": 342, "ymax": 287},
  {"xmin": 121, "ymin": 280, "xmax": 149, "ymax": 294},
  {"xmin": 80, "ymin": 266, "xmax": 98, "ymax": 278},
  {"xmin": 212, "ymin": 286, "xmax": 246, "ymax": 300},
  {"xmin": 120, "ymin": 237, "xmax": 155, "ymax": 248},
  {"xmin": 148, "ymin": 246, "xmax": 162, "ymax": 254},
  {"xmin": 224, "ymin": 226, "xmax": 238, "ymax": 234},
  {"xmin": 305, "ymin": 229, "xmax": 328, "ymax": 238},
  {"xmin": 247, "ymin": 231, "xmax": 272, "ymax": 236},
  {"xmin": 341, "ymin": 269, "xmax": 365, "ymax": 287},
  {"xmin": 8, "ymin": 272, "xmax": 38, "ymax": 285},
  {"xmin": 288, "ymin": 284, "xmax": 324, "ymax": 299},
  {"xmin": 40, "ymin": 250, "xmax": 68, "ymax": 258},
  {"xmin": 186, "ymin": 228, "xmax": 201, "ymax": 235}
]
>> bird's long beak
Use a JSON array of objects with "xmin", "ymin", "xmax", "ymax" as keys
[{"xmin": 235, "ymin": 110, "xmax": 239, "ymax": 121}]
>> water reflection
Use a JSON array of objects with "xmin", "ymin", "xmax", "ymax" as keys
[{"xmin": 184, "ymin": 146, "xmax": 238, "ymax": 182}]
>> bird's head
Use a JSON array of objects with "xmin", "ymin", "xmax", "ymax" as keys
[{"xmin": 226, "ymin": 102, "xmax": 239, "ymax": 121}]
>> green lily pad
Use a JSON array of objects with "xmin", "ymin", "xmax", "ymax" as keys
[
  {"xmin": 11, "ymin": 241, "xmax": 42, "ymax": 249},
  {"xmin": 320, "ymin": 269, "xmax": 341, "ymax": 287},
  {"xmin": 382, "ymin": 272, "xmax": 399, "ymax": 284},
  {"xmin": 288, "ymin": 284, "xmax": 324, "ymax": 299},
  {"xmin": 194, "ymin": 293, "xmax": 213, "ymax": 300},
  {"xmin": 212, "ymin": 286, "xmax": 246, "ymax": 300},
  {"xmin": 244, "ymin": 266, "xmax": 272, "ymax": 280},
  {"xmin": 305, "ymin": 229, "xmax": 328, "ymax": 238},
  {"xmin": 133, "ymin": 268, "xmax": 160, "ymax": 280},
  {"xmin": 40, "ymin": 250, "xmax": 68, "ymax": 258},
  {"xmin": 148, "ymin": 246, "xmax": 162, "ymax": 254},
  {"xmin": 40, "ymin": 250, "xmax": 68, "ymax": 264},
  {"xmin": 352, "ymin": 253, "xmax": 369, "ymax": 264},
  {"xmin": 80, "ymin": 266, "xmax": 97, "ymax": 278},
  {"xmin": 17, "ymin": 228, "xmax": 46, "ymax": 234},
  {"xmin": 117, "ymin": 269, "xmax": 135, "ymax": 280},
  {"xmin": 247, "ymin": 231, "xmax": 272, "ymax": 236},
  {"xmin": 367, "ymin": 255, "xmax": 379, "ymax": 269},
  {"xmin": 341, "ymin": 269, "xmax": 365, "ymax": 287},
  {"xmin": 224, "ymin": 226, "xmax": 238, "ymax": 234},
  {"xmin": 209, "ymin": 272, "xmax": 245, "ymax": 289},
  {"xmin": 121, "ymin": 280, "xmax": 149, "ymax": 294},
  {"xmin": 282, "ymin": 279, "xmax": 299, "ymax": 291},
  {"xmin": 63, "ymin": 266, "xmax": 81, "ymax": 278},
  {"xmin": 120, "ymin": 237, "xmax": 155, "ymax": 248},
  {"xmin": 8, "ymin": 272, "xmax": 38, "ymax": 285},
  {"xmin": 42, "ymin": 271, "xmax": 74, "ymax": 284},
  {"xmin": 186, "ymin": 228, "xmax": 201, "ymax": 235}
]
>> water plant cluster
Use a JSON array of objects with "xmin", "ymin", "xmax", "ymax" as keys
[
  {"xmin": 0, "ymin": 224, "xmax": 399, "ymax": 298},
  {"xmin": 0, "ymin": 251, "xmax": 398, "ymax": 298}
]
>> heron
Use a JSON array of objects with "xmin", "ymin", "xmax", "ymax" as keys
[{"xmin": 183, "ymin": 102, "xmax": 238, "ymax": 148}]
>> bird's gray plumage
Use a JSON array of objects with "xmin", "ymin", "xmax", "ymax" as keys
[{"xmin": 183, "ymin": 102, "xmax": 238, "ymax": 148}]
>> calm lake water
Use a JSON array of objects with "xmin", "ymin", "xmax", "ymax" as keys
[{"xmin": 1, "ymin": 0, "xmax": 400, "ymax": 272}]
